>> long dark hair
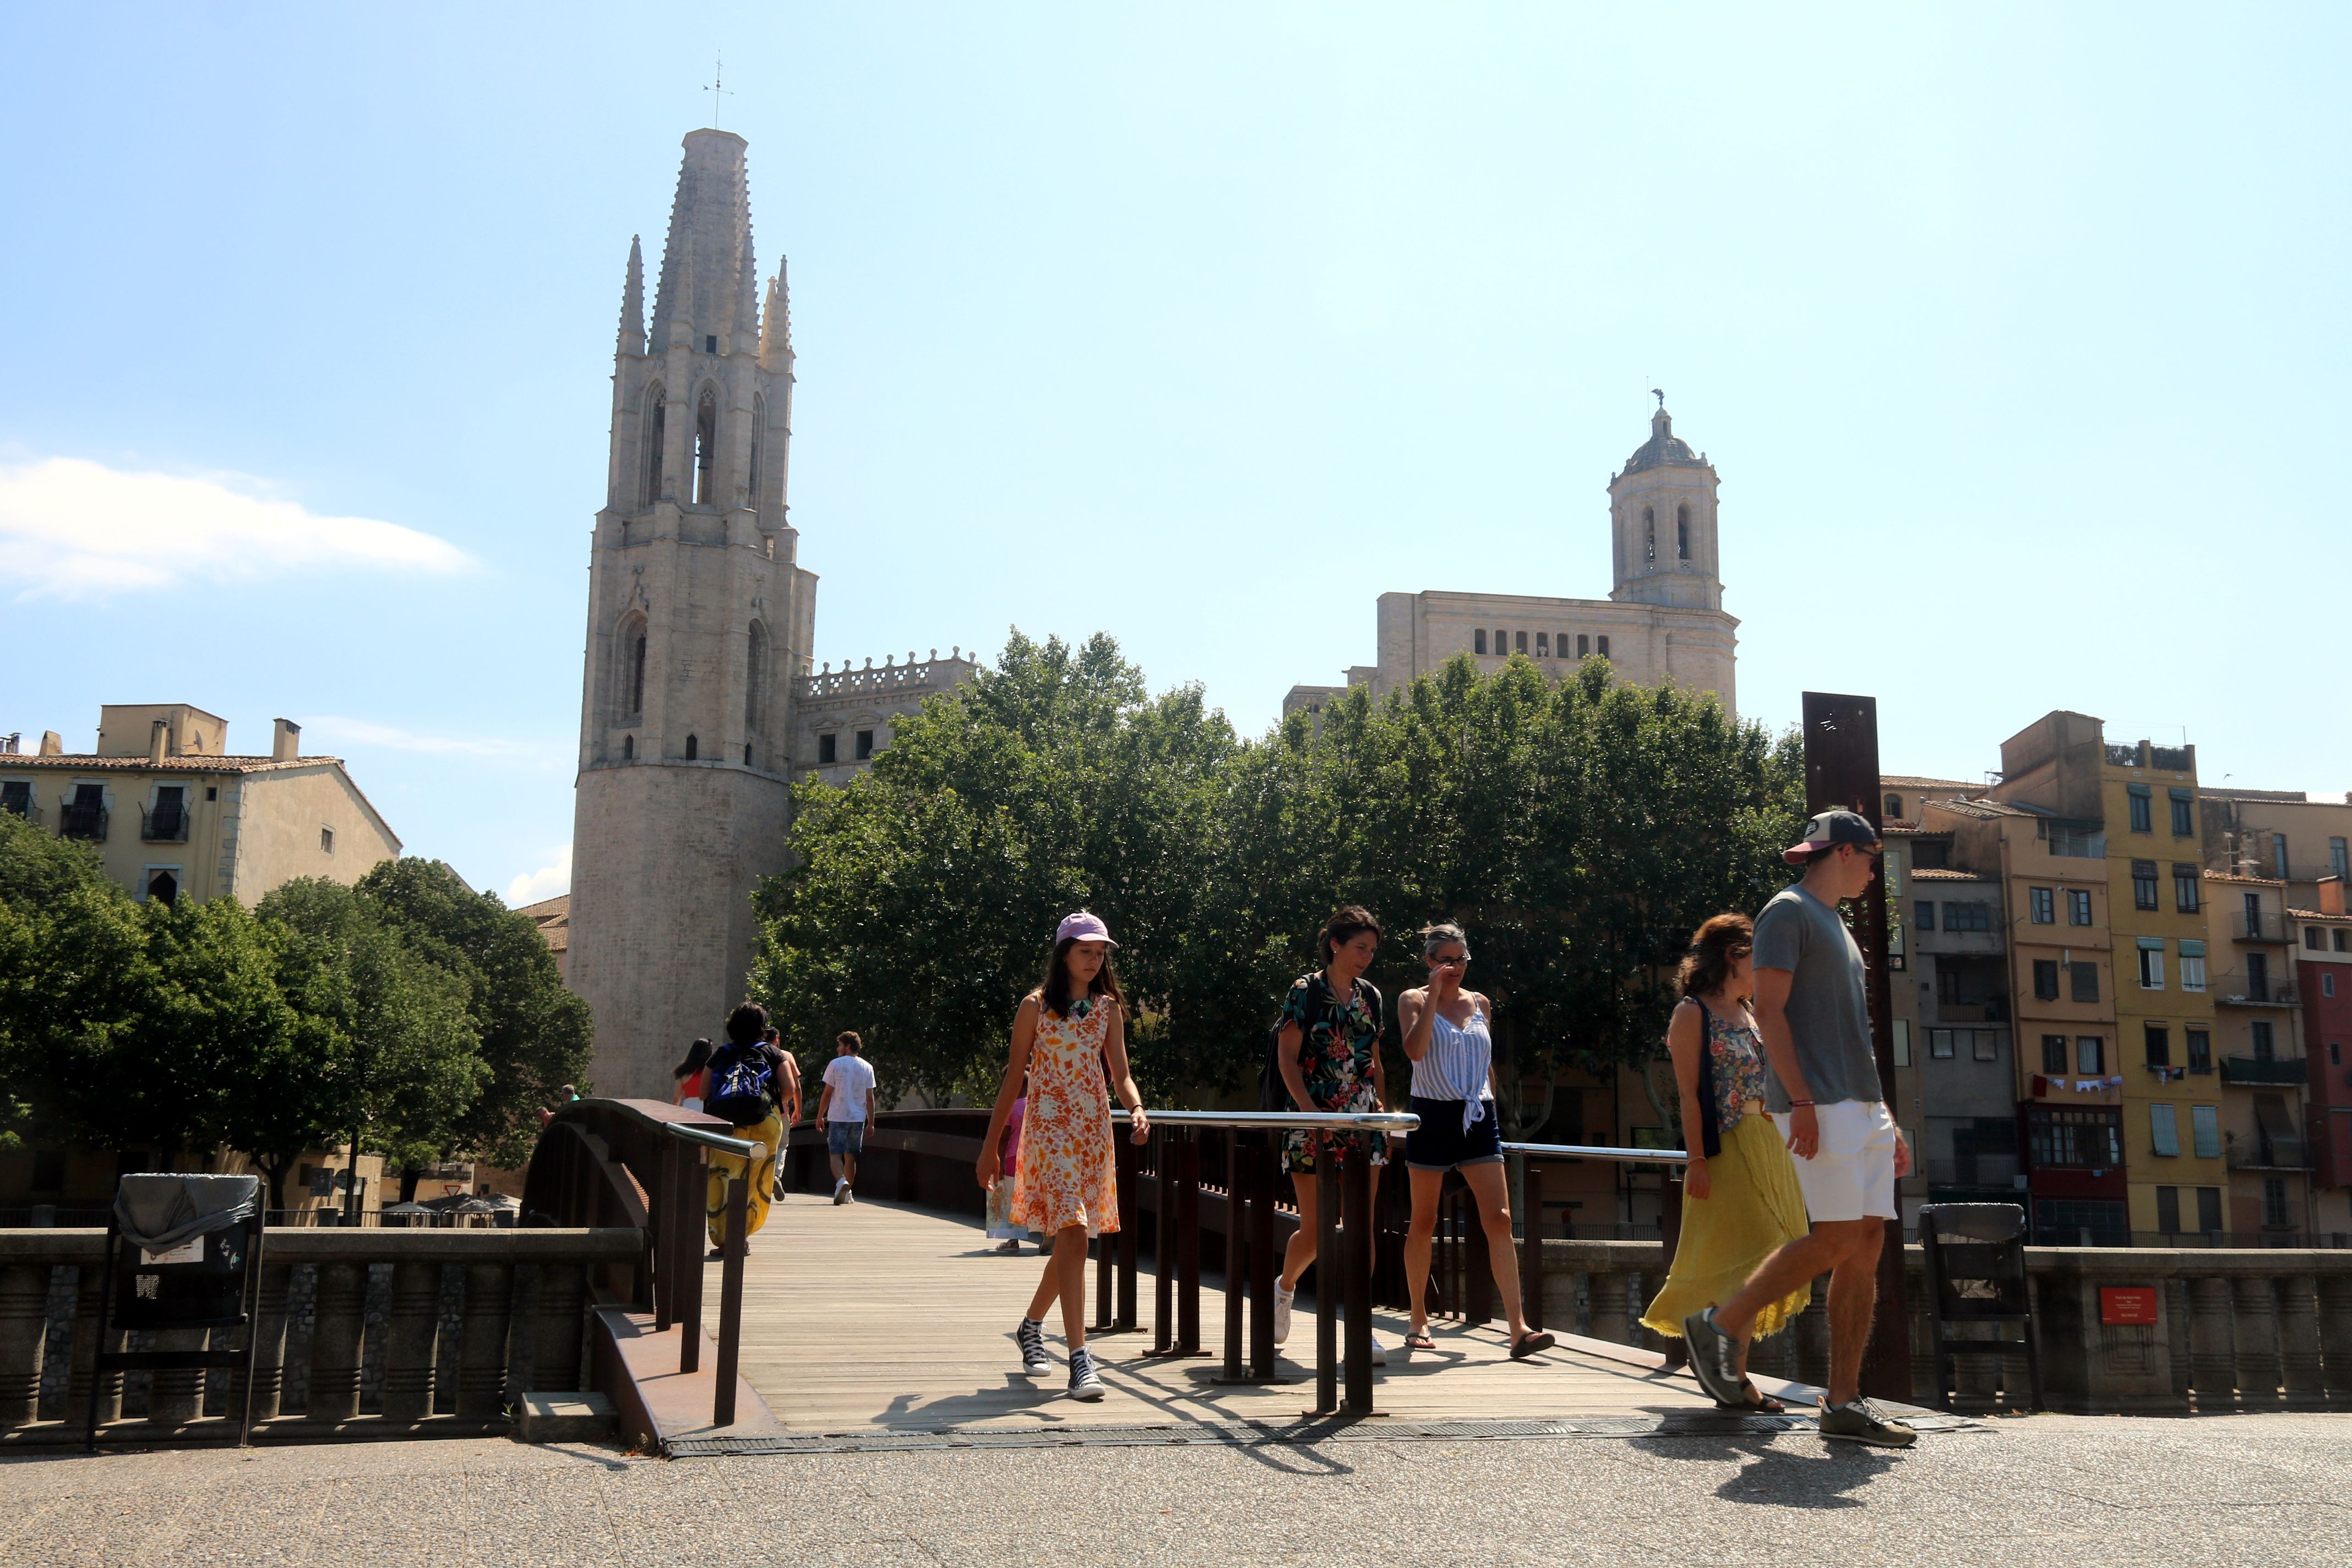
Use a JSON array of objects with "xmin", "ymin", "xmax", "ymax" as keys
[
  {"xmin": 1317, "ymin": 905, "xmax": 1383, "ymax": 967},
  {"xmin": 1678, "ymin": 913, "xmax": 1755, "ymax": 1000},
  {"xmin": 673, "ymin": 1038, "xmax": 712, "ymax": 1080},
  {"xmin": 1039, "ymin": 937, "xmax": 1124, "ymax": 1019}
]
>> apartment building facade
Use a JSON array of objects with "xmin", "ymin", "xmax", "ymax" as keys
[
  {"xmin": 0, "ymin": 704, "xmax": 399, "ymax": 906},
  {"xmin": 2292, "ymin": 881, "xmax": 2352, "ymax": 1234},
  {"xmin": 2197, "ymin": 871, "xmax": 2313, "ymax": 1237}
]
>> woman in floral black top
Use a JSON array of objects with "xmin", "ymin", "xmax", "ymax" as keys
[{"xmin": 1270, "ymin": 905, "xmax": 1391, "ymax": 1355}]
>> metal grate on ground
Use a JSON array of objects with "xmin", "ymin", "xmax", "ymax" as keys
[{"xmin": 666, "ymin": 1410, "xmax": 1977, "ymax": 1457}]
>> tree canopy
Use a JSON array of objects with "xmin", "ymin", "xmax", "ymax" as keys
[
  {"xmin": 0, "ymin": 813, "xmax": 590, "ymax": 1208},
  {"xmin": 752, "ymin": 635, "xmax": 1803, "ymax": 1115}
]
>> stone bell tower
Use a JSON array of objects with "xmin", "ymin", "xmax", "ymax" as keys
[
  {"xmin": 1608, "ymin": 401, "xmax": 1723, "ymax": 612},
  {"xmin": 568, "ymin": 129, "xmax": 815, "ymax": 1098}
]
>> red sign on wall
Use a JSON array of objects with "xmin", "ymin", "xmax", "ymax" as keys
[{"xmin": 2100, "ymin": 1286, "xmax": 2159, "ymax": 1326}]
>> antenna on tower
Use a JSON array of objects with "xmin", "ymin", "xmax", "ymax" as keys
[{"xmin": 704, "ymin": 53, "xmax": 734, "ymax": 128}]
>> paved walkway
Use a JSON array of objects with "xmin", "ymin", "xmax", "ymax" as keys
[
  {"xmin": 710, "ymin": 1191, "xmax": 1722, "ymax": 1432},
  {"xmin": 7, "ymin": 1415, "xmax": 2346, "ymax": 1566}
]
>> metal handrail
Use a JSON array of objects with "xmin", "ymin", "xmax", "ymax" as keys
[
  {"xmin": 1113, "ymin": 1109, "xmax": 1419, "ymax": 1134},
  {"xmin": 568, "ymin": 1096, "xmax": 765, "ymax": 1159},
  {"xmin": 1505, "ymin": 1139, "xmax": 1690, "ymax": 1165}
]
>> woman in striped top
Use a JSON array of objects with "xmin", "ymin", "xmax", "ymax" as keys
[{"xmin": 1396, "ymin": 924, "xmax": 1553, "ymax": 1359}]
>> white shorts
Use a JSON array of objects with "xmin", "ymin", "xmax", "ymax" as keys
[{"xmin": 1771, "ymin": 1099, "xmax": 1898, "ymax": 1223}]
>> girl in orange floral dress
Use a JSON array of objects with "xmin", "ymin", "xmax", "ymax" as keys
[{"xmin": 976, "ymin": 911, "xmax": 1151, "ymax": 1401}]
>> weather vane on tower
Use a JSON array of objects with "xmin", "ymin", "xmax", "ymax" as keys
[
  {"xmin": 1652, "ymin": 388, "xmax": 1666, "ymax": 411},
  {"xmin": 704, "ymin": 53, "xmax": 734, "ymax": 128}
]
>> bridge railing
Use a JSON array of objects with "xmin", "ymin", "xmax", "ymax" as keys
[
  {"xmin": 0, "ymin": 1225, "xmax": 639, "ymax": 1446},
  {"xmin": 524, "ymin": 1098, "xmax": 766, "ymax": 1427}
]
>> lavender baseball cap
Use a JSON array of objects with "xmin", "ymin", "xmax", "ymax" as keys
[{"xmin": 1055, "ymin": 911, "xmax": 1118, "ymax": 947}]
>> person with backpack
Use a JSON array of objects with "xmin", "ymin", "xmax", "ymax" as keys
[
  {"xmin": 1268, "ymin": 905, "xmax": 1392, "ymax": 1362},
  {"xmin": 1396, "ymin": 923, "xmax": 1553, "ymax": 1359},
  {"xmin": 974, "ymin": 912, "xmax": 1150, "ymax": 1401},
  {"xmin": 818, "ymin": 1031, "xmax": 878, "ymax": 1204},
  {"xmin": 1641, "ymin": 913, "xmax": 1810, "ymax": 1412},
  {"xmin": 703, "ymin": 1004, "xmax": 789, "ymax": 1253}
]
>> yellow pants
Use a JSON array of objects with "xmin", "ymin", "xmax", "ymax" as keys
[{"xmin": 706, "ymin": 1109, "xmax": 785, "ymax": 1248}]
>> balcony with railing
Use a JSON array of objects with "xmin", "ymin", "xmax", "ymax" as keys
[
  {"xmin": 140, "ymin": 802, "xmax": 189, "ymax": 842},
  {"xmin": 2227, "ymin": 1136, "xmax": 2311, "ymax": 1172},
  {"xmin": 57, "ymin": 802, "xmax": 108, "ymax": 841},
  {"xmin": 2215, "ymin": 971, "xmax": 2299, "ymax": 1007},
  {"xmin": 2220, "ymin": 1056, "xmax": 2308, "ymax": 1087},
  {"xmin": 2235, "ymin": 911, "xmax": 2290, "ymax": 944}
]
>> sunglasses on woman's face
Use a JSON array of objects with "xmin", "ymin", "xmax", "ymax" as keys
[{"xmin": 1430, "ymin": 955, "xmax": 1466, "ymax": 968}]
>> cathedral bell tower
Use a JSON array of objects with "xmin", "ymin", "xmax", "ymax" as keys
[
  {"xmin": 569, "ymin": 129, "xmax": 815, "ymax": 1098},
  {"xmin": 1608, "ymin": 402, "xmax": 1723, "ymax": 612}
]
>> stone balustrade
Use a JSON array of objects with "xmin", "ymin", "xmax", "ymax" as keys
[
  {"xmin": 1429, "ymin": 1237, "xmax": 2352, "ymax": 1414},
  {"xmin": 0, "ymin": 1227, "xmax": 640, "ymax": 1446}
]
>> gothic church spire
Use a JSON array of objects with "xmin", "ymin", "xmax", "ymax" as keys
[
  {"xmin": 649, "ymin": 129, "xmax": 759, "ymax": 355},
  {"xmin": 616, "ymin": 235, "xmax": 645, "ymax": 357}
]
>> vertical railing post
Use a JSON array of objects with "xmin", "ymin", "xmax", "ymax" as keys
[
  {"xmin": 1115, "ymin": 1134, "xmax": 1139, "ymax": 1331},
  {"xmin": 1521, "ymin": 1163, "xmax": 1544, "ymax": 1333},
  {"xmin": 654, "ymin": 1140, "xmax": 677, "ymax": 1333},
  {"xmin": 678, "ymin": 1145, "xmax": 705, "ymax": 1375},
  {"xmin": 714, "ymin": 1172, "xmax": 748, "ymax": 1428},
  {"xmin": 1313, "ymin": 1147, "xmax": 1340, "ymax": 1414},
  {"xmin": 1152, "ymin": 1128, "xmax": 1174, "ymax": 1355},
  {"xmin": 1217, "ymin": 1134, "xmax": 1246, "ymax": 1381},
  {"xmin": 1175, "ymin": 1134, "xmax": 1202, "ymax": 1356},
  {"xmin": 1250, "ymin": 1141, "xmax": 1278, "ymax": 1381},
  {"xmin": 1342, "ymin": 1146, "xmax": 1375, "ymax": 1415}
]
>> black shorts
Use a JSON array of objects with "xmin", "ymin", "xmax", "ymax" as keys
[{"xmin": 1403, "ymin": 1096, "xmax": 1504, "ymax": 1172}]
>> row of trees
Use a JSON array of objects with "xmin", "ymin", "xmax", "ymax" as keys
[
  {"xmin": 0, "ymin": 815, "xmax": 592, "ymax": 1210},
  {"xmin": 753, "ymin": 633, "xmax": 1805, "ymax": 1129}
]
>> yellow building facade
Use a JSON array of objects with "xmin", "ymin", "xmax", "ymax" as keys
[{"xmin": 0, "ymin": 703, "xmax": 400, "ymax": 906}]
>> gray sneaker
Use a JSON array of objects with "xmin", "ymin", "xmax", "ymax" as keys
[
  {"xmin": 1681, "ymin": 1308, "xmax": 1742, "ymax": 1404},
  {"xmin": 1819, "ymin": 1398, "xmax": 1918, "ymax": 1447}
]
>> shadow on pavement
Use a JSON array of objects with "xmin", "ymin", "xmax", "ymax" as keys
[{"xmin": 1631, "ymin": 1432, "xmax": 1903, "ymax": 1509}]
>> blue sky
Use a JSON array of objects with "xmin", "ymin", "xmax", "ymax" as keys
[{"xmin": 4, "ymin": 4, "xmax": 2346, "ymax": 902}]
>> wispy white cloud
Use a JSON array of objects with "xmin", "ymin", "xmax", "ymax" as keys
[
  {"xmin": 506, "ymin": 843, "xmax": 571, "ymax": 907},
  {"xmin": 308, "ymin": 715, "xmax": 564, "ymax": 764},
  {"xmin": 0, "ymin": 456, "xmax": 473, "ymax": 600}
]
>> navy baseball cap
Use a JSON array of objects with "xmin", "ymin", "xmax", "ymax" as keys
[{"xmin": 1783, "ymin": 808, "xmax": 1881, "ymax": 865}]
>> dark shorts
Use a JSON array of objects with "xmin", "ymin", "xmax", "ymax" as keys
[
  {"xmin": 827, "ymin": 1122, "xmax": 867, "ymax": 1157},
  {"xmin": 1403, "ymin": 1096, "xmax": 1504, "ymax": 1172}
]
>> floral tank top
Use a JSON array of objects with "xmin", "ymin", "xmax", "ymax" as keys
[{"xmin": 1703, "ymin": 1004, "xmax": 1767, "ymax": 1135}]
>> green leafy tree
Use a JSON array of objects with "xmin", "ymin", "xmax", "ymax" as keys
[
  {"xmin": 0, "ymin": 813, "xmax": 145, "ymax": 1152},
  {"xmin": 753, "ymin": 630, "xmax": 1244, "ymax": 1103},
  {"xmin": 257, "ymin": 878, "xmax": 487, "ymax": 1200},
  {"xmin": 356, "ymin": 858, "xmax": 593, "ymax": 1183}
]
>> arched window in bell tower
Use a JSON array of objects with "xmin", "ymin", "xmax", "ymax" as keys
[
  {"xmin": 685, "ymin": 733, "xmax": 699, "ymax": 760},
  {"xmin": 630, "ymin": 633, "xmax": 647, "ymax": 716},
  {"xmin": 1643, "ymin": 506, "xmax": 1656, "ymax": 563},
  {"xmin": 745, "ymin": 622, "xmax": 769, "ymax": 734},
  {"xmin": 692, "ymin": 386, "xmax": 719, "ymax": 505},
  {"xmin": 1676, "ymin": 503, "xmax": 1691, "ymax": 560},
  {"xmin": 749, "ymin": 395, "xmax": 765, "ymax": 505},
  {"xmin": 640, "ymin": 384, "xmax": 667, "ymax": 507}
]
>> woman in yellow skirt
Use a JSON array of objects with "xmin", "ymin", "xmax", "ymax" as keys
[{"xmin": 1640, "ymin": 914, "xmax": 1811, "ymax": 1411}]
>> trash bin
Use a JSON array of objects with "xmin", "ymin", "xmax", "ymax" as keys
[{"xmin": 111, "ymin": 1174, "xmax": 262, "ymax": 1329}]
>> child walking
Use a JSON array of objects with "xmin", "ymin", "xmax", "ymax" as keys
[{"xmin": 975, "ymin": 912, "xmax": 1151, "ymax": 1400}]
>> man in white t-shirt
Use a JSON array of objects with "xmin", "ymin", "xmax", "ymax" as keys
[{"xmin": 818, "ymin": 1031, "xmax": 879, "ymax": 1205}]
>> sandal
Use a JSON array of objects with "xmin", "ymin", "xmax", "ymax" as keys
[
  {"xmin": 1715, "ymin": 1378, "xmax": 1786, "ymax": 1414},
  {"xmin": 1404, "ymin": 1332, "xmax": 1438, "ymax": 1351},
  {"xmin": 1509, "ymin": 1331, "xmax": 1556, "ymax": 1360}
]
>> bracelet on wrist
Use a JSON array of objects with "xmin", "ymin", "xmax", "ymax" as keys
[{"xmin": 1788, "ymin": 1099, "xmax": 1815, "ymax": 1109}]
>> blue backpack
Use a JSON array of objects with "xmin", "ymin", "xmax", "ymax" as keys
[{"xmin": 704, "ymin": 1043, "xmax": 777, "ymax": 1128}]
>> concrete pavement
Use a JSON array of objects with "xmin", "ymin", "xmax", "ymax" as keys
[{"xmin": 3, "ymin": 1414, "xmax": 2346, "ymax": 1566}]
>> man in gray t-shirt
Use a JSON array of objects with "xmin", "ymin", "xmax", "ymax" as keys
[
  {"xmin": 1751, "ymin": 882, "xmax": 1879, "ymax": 1115},
  {"xmin": 1682, "ymin": 809, "xmax": 1918, "ymax": 1448}
]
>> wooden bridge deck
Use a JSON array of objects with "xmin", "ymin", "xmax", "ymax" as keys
[{"xmin": 706, "ymin": 1192, "xmax": 1731, "ymax": 1433}]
